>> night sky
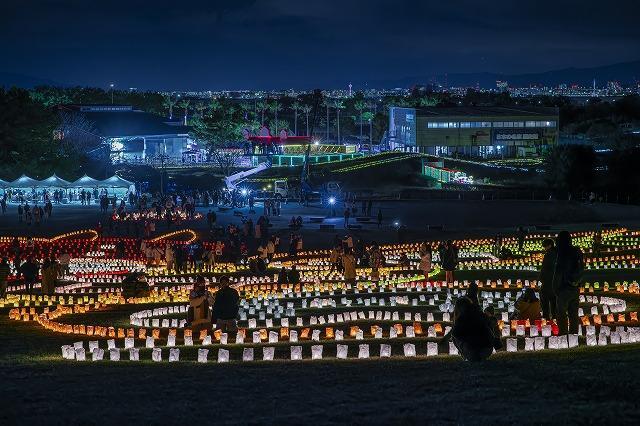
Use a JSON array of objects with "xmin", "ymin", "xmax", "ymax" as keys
[{"xmin": 2, "ymin": 0, "xmax": 639, "ymax": 90}]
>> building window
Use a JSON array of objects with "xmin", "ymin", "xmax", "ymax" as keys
[
  {"xmin": 460, "ymin": 122, "xmax": 471, "ymax": 128},
  {"xmin": 480, "ymin": 122, "xmax": 492, "ymax": 127},
  {"xmin": 525, "ymin": 121, "xmax": 537, "ymax": 127}
]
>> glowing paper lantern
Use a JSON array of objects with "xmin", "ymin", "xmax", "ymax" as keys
[
  {"xmin": 129, "ymin": 348, "xmax": 140, "ymax": 361},
  {"xmin": 242, "ymin": 348, "xmax": 254, "ymax": 362},
  {"xmin": 92, "ymin": 348, "xmax": 104, "ymax": 361},
  {"xmin": 506, "ymin": 338, "xmax": 518, "ymax": 352},
  {"xmin": 152, "ymin": 348, "xmax": 162, "ymax": 362},
  {"xmin": 218, "ymin": 349, "xmax": 230, "ymax": 363},
  {"xmin": 380, "ymin": 344, "xmax": 391, "ymax": 358},
  {"xmin": 336, "ymin": 344, "xmax": 349, "ymax": 359},
  {"xmin": 403, "ymin": 343, "xmax": 416, "ymax": 357},
  {"xmin": 198, "ymin": 349, "xmax": 209, "ymax": 363},
  {"xmin": 426, "ymin": 342, "xmax": 438, "ymax": 356},
  {"xmin": 448, "ymin": 342, "xmax": 459, "ymax": 356},
  {"xmin": 263, "ymin": 347, "xmax": 275, "ymax": 361},
  {"xmin": 109, "ymin": 348, "xmax": 120, "ymax": 361},
  {"xmin": 358, "ymin": 344, "xmax": 370, "ymax": 359},
  {"xmin": 291, "ymin": 346, "xmax": 303, "ymax": 360},
  {"xmin": 289, "ymin": 330, "xmax": 298, "ymax": 343},
  {"xmin": 75, "ymin": 347, "xmax": 86, "ymax": 361},
  {"xmin": 311, "ymin": 345, "xmax": 323, "ymax": 360},
  {"xmin": 145, "ymin": 336, "xmax": 155, "ymax": 348},
  {"xmin": 169, "ymin": 348, "xmax": 180, "ymax": 362}
]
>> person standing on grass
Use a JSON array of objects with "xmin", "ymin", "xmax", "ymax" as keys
[
  {"xmin": 539, "ymin": 238, "xmax": 557, "ymax": 319},
  {"xmin": 419, "ymin": 242, "xmax": 432, "ymax": 278},
  {"xmin": 441, "ymin": 240, "xmax": 459, "ymax": 284},
  {"xmin": 211, "ymin": 275, "xmax": 240, "ymax": 332},
  {"xmin": 552, "ymin": 231, "xmax": 584, "ymax": 335},
  {"xmin": 0, "ymin": 257, "xmax": 11, "ymax": 298},
  {"xmin": 343, "ymin": 207, "xmax": 351, "ymax": 228},
  {"xmin": 342, "ymin": 247, "xmax": 357, "ymax": 285},
  {"xmin": 19, "ymin": 256, "xmax": 39, "ymax": 295}
]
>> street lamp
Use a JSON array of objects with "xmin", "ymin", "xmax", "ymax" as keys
[{"xmin": 110, "ymin": 83, "xmax": 115, "ymax": 104}]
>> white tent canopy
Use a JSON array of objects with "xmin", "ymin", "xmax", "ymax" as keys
[
  {"xmin": 70, "ymin": 174, "xmax": 103, "ymax": 188},
  {"xmin": 101, "ymin": 175, "xmax": 134, "ymax": 188},
  {"xmin": 40, "ymin": 174, "xmax": 71, "ymax": 188},
  {"xmin": 10, "ymin": 174, "xmax": 41, "ymax": 188}
]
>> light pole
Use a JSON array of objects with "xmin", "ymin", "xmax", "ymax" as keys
[{"xmin": 110, "ymin": 83, "xmax": 114, "ymax": 104}]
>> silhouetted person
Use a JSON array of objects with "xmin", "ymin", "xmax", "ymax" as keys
[
  {"xmin": 552, "ymin": 231, "xmax": 584, "ymax": 335},
  {"xmin": 539, "ymin": 238, "xmax": 557, "ymax": 319},
  {"xmin": 515, "ymin": 288, "xmax": 542, "ymax": 321},
  {"xmin": 449, "ymin": 297, "xmax": 494, "ymax": 361},
  {"xmin": 212, "ymin": 276, "xmax": 240, "ymax": 332}
]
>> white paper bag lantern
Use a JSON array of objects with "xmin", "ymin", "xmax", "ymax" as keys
[
  {"xmin": 169, "ymin": 348, "xmax": 180, "ymax": 362},
  {"xmin": 290, "ymin": 346, "xmax": 303, "ymax": 360},
  {"xmin": 75, "ymin": 347, "xmax": 86, "ymax": 361},
  {"xmin": 586, "ymin": 334, "xmax": 597, "ymax": 346},
  {"xmin": 252, "ymin": 331, "xmax": 261, "ymax": 343},
  {"xmin": 357, "ymin": 344, "xmax": 369, "ymax": 359},
  {"xmin": 197, "ymin": 348, "xmax": 209, "ymax": 363},
  {"xmin": 184, "ymin": 336, "xmax": 193, "ymax": 346},
  {"xmin": 448, "ymin": 341, "xmax": 459, "ymax": 356},
  {"xmin": 610, "ymin": 332, "xmax": 621, "ymax": 345},
  {"xmin": 558, "ymin": 335, "xmax": 569, "ymax": 349},
  {"xmin": 425, "ymin": 342, "xmax": 437, "ymax": 356},
  {"xmin": 167, "ymin": 335, "xmax": 176, "ymax": 347},
  {"xmin": 375, "ymin": 328, "xmax": 383, "ymax": 339},
  {"xmin": 390, "ymin": 327, "xmax": 398, "ymax": 339},
  {"xmin": 506, "ymin": 338, "xmax": 518, "ymax": 352},
  {"xmin": 335, "ymin": 330, "xmax": 343, "ymax": 341},
  {"xmin": 129, "ymin": 348, "xmax": 139, "ymax": 361},
  {"xmin": 289, "ymin": 330, "xmax": 298, "ymax": 342},
  {"xmin": 262, "ymin": 347, "xmax": 275, "ymax": 361},
  {"xmin": 92, "ymin": 348, "xmax": 104, "ymax": 361},
  {"xmin": 152, "ymin": 348, "xmax": 162, "ymax": 362},
  {"xmin": 403, "ymin": 343, "xmax": 416, "ymax": 357},
  {"xmin": 597, "ymin": 334, "xmax": 608, "ymax": 346},
  {"xmin": 568, "ymin": 334, "xmax": 579, "ymax": 348},
  {"xmin": 529, "ymin": 327, "xmax": 539, "ymax": 337},
  {"xmin": 242, "ymin": 348, "xmax": 254, "ymax": 362},
  {"xmin": 202, "ymin": 335, "xmax": 212, "ymax": 345},
  {"xmin": 548, "ymin": 336, "xmax": 559, "ymax": 349},
  {"xmin": 380, "ymin": 344, "xmax": 391, "ymax": 358},
  {"xmin": 515, "ymin": 325, "xmax": 525, "ymax": 336},
  {"xmin": 107, "ymin": 339, "xmax": 116, "ymax": 350},
  {"xmin": 541, "ymin": 325, "xmax": 552, "ymax": 337},
  {"xmin": 88, "ymin": 341, "xmax": 99, "ymax": 353},
  {"xmin": 269, "ymin": 331, "xmax": 279, "ymax": 343},
  {"xmin": 312, "ymin": 329, "xmax": 321, "ymax": 341},
  {"xmin": 146, "ymin": 336, "xmax": 155, "ymax": 348},
  {"xmin": 109, "ymin": 348, "xmax": 120, "ymax": 361},
  {"xmin": 501, "ymin": 326, "xmax": 510, "ymax": 337},
  {"xmin": 73, "ymin": 341, "xmax": 84, "ymax": 350},
  {"xmin": 124, "ymin": 337, "xmax": 134, "ymax": 349},
  {"xmin": 218, "ymin": 349, "xmax": 230, "ymax": 363},
  {"xmin": 336, "ymin": 344, "xmax": 349, "ymax": 359},
  {"xmin": 585, "ymin": 325, "xmax": 596, "ymax": 336},
  {"xmin": 61, "ymin": 345, "xmax": 74, "ymax": 359},
  {"xmin": 248, "ymin": 318, "xmax": 257, "ymax": 328},
  {"xmin": 524, "ymin": 338, "xmax": 535, "ymax": 351},
  {"xmin": 311, "ymin": 345, "xmax": 323, "ymax": 360},
  {"xmin": 406, "ymin": 326, "xmax": 415, "ymax": 338}
]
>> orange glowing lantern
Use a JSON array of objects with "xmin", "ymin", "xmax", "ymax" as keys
[
  {"xmin": 300, "ymin": 328, "xmax": 310, "ymax": 339},
  {"xmin": 280, "ymin": 327, "xmax": 290, "ymax": 338}
]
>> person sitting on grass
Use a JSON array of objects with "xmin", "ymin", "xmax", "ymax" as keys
[
  {"xmin": 483, "ymin": 306, "xmax": 503, "ymax": 350},
  {"xmin": 278, "ymin": 267, "xmax": 289, "ymax": 284},
  {"xmin": 211, "ymin": 275, "xmax": 240, "ymax": 332},
  {"xmin": 514, "ymin": 288, "xmax": 542, "ymax": 322},
  {"xmin": 448, "ymin": 296, "xmax": 495, "ymax": 362},
  {"xmin": 188, "ymin": 275, "xmax": 213, "ymax": 331}
]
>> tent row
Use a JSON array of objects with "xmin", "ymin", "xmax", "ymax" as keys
[{"xmin": 0, "ymin": 174, "xmax": 134, "ymax": 189}]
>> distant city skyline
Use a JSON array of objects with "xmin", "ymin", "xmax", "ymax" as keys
[{"xmin": 2, "ymin": 0, "xmax": 640, "ymax": 90}]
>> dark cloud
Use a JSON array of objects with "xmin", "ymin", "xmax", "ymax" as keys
[{"xmin": 1, "ymin": 0, "xmax": 639, "ymax": 89}]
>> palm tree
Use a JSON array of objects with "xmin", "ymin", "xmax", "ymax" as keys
[
  {"xmin": 301, "ymin": 104, "xmax": 312, "ymax": 136},
  {"xmin": 332, "ymin": 99, "xmax": 345, "ymax": 144},
  {"xmin": 354, "ymin": 100, "xmax": 366, "ymax": 141},
  {"xmin": 256, "ymin": 101, "xmax": 267, "ymax": 125},
  {"xmin": 194, "ymin": 102, "xmax": 207, "ymax": 119},
  {"xmin": 291, "ymin": 101, "xmax": 301, "ymax": 136},
  {"xmin": 323, "ymin": 99, "xmax": 331, "ymax": 142},
  {"xmin": 162, "ymin": 94, "xmax": 176, "ymax": 119},
  {"xmin": 178, "ymin": 99, "xmax": 191, "ymax": 125},
  {"xmin": 208, "ymin": 98, "xmax": 221, "ymax": 117},
  {"xmin": 268, "ymin": 101, "xmax": 282, "ymax": 134}
]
